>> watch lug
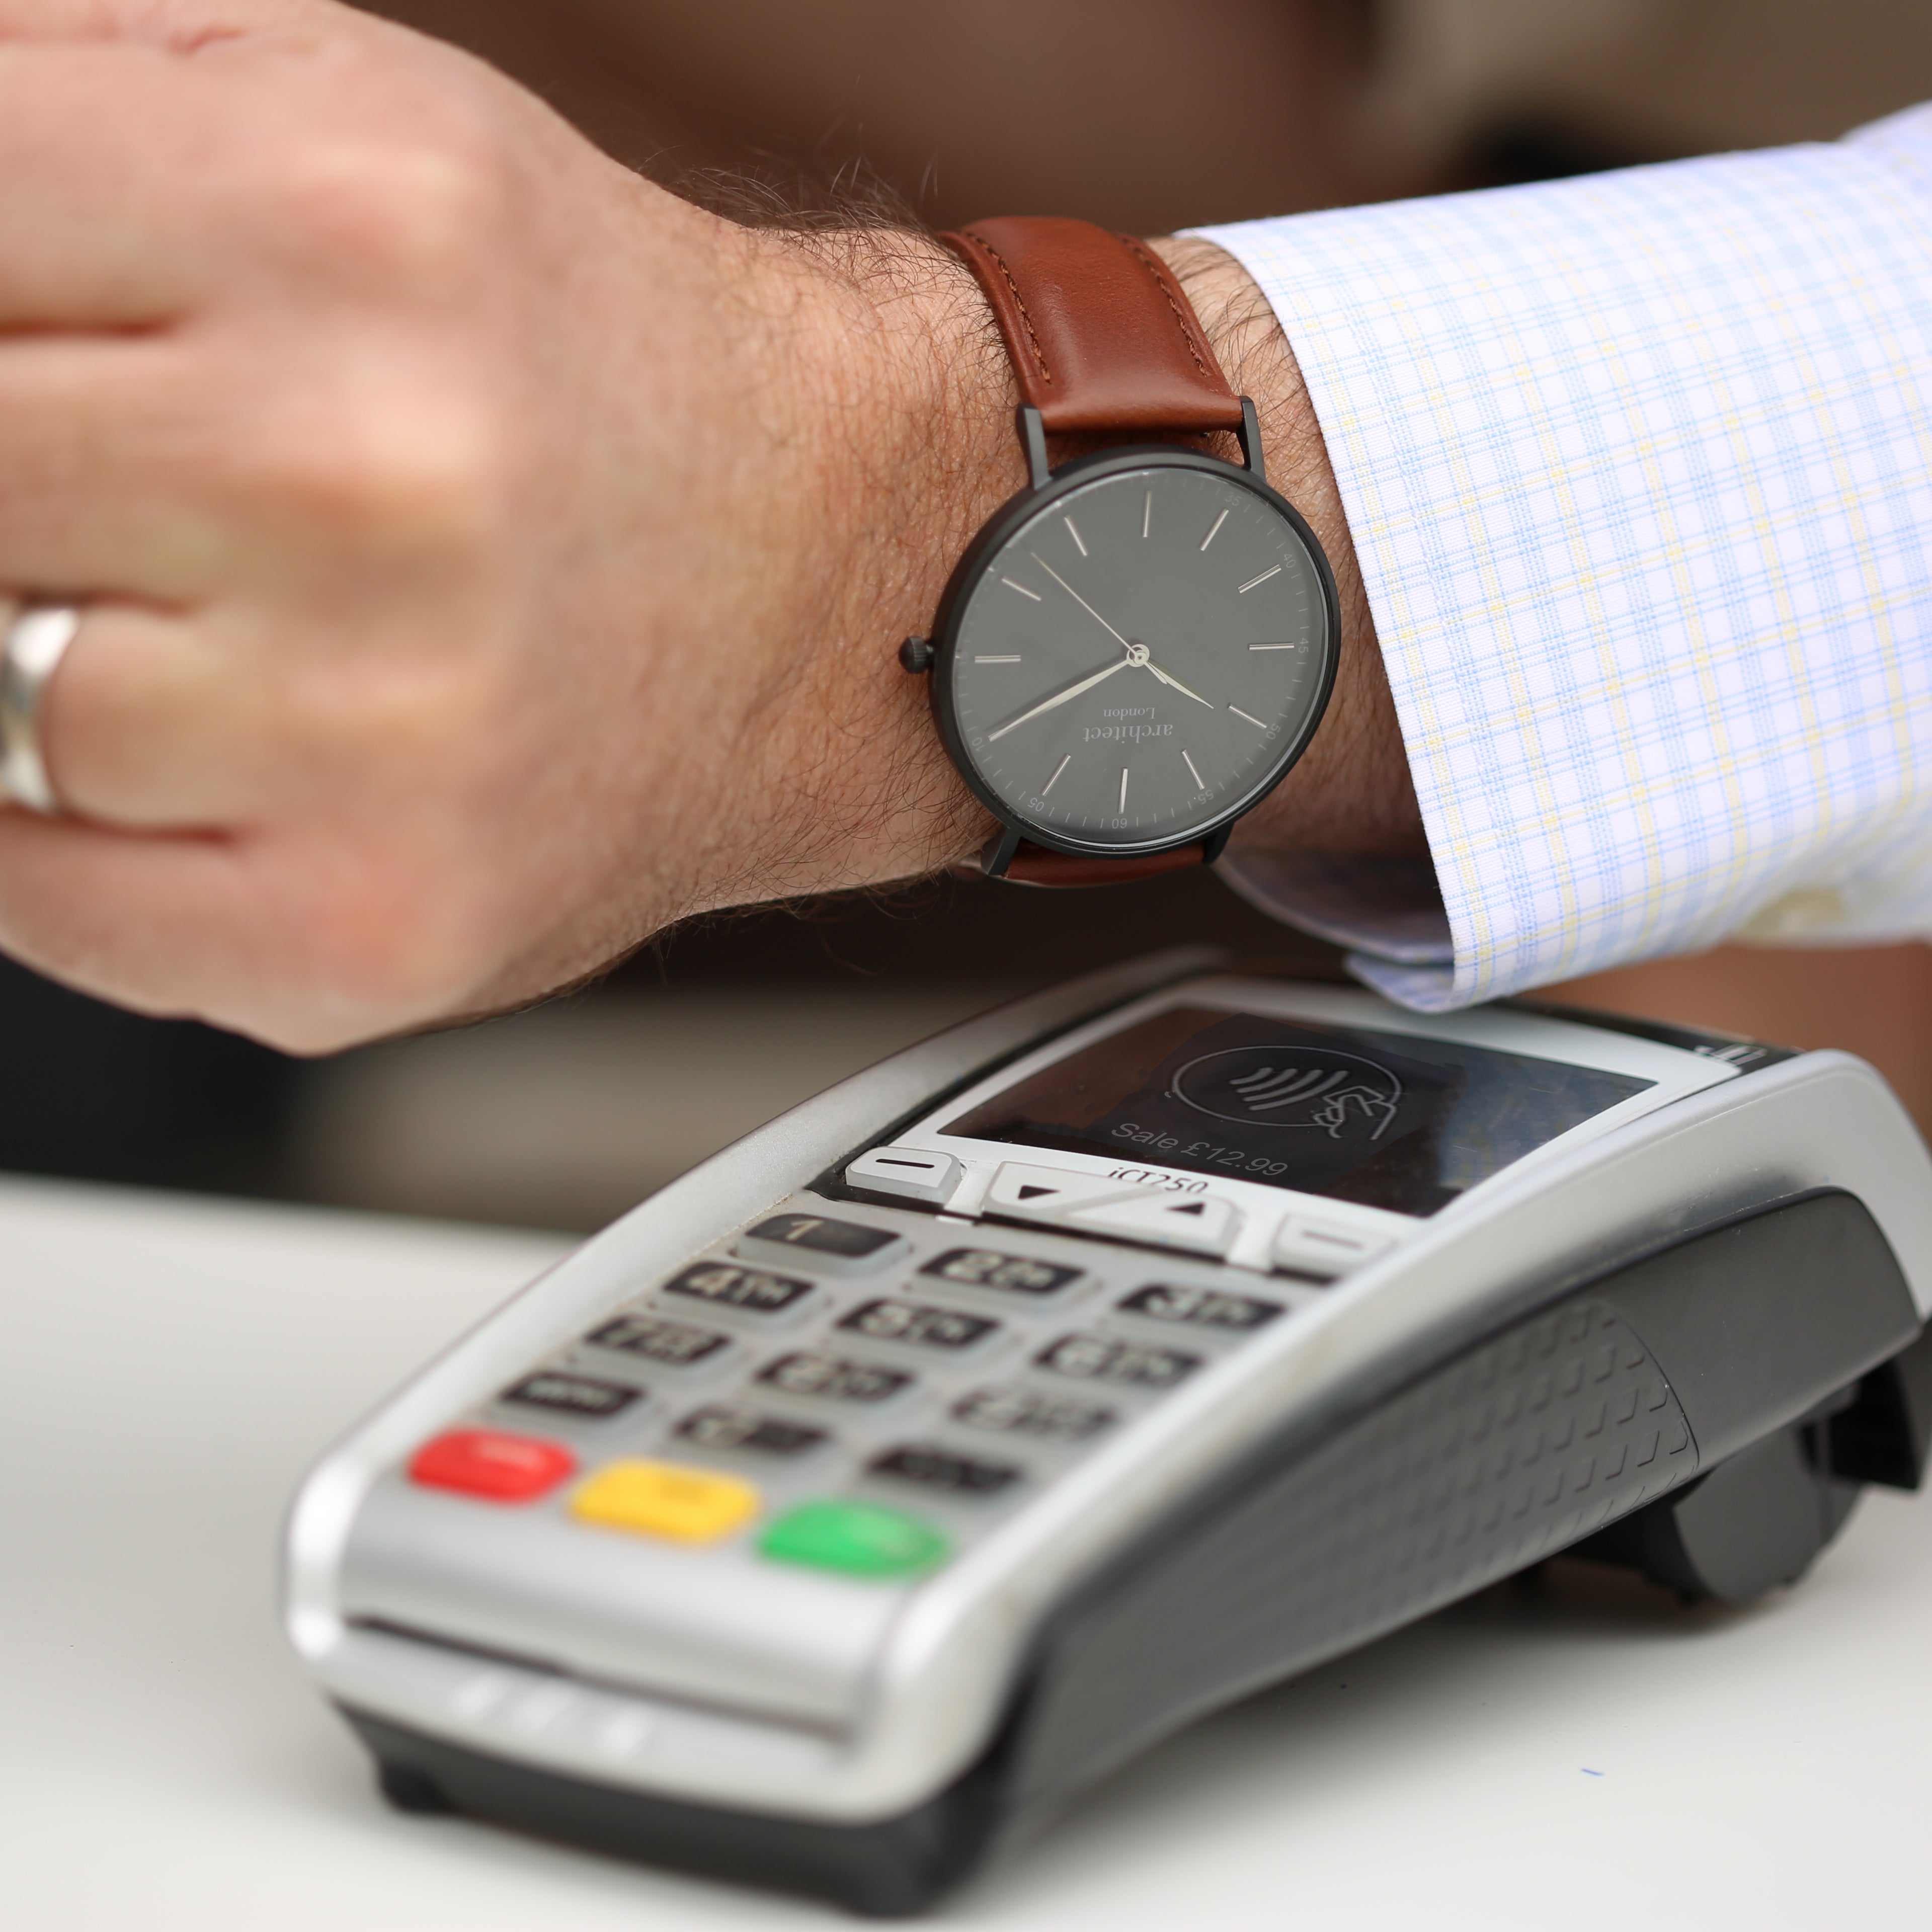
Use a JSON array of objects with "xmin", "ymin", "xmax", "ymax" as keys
[
  {"xmin": 1236, "ymin": 397, "xmax": 1266, "ymax": 484},
  {"xmin": 1201, "ymin": 824, "xmax": 1234, "ymax": 865},
  {"xmin": 1017, "ymin": 406, "xmax": 1051, "ymax": 491},
  {"xmin": 980, "ymin": 826, "xmax": 1024, "ymax": 879}
]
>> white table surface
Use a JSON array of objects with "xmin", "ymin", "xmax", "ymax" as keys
[{"xmin": 5, "ymin": 1172, "xmax": 1929, "ymax": 1930}]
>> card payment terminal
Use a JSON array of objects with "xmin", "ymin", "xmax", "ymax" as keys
[{"xmin": 284, "ymin": 950, "xmax": 1932, "ymax": 1914}]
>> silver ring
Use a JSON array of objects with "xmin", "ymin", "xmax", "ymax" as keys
[{"xmin": 0, "ymin": 601, "xmax": 82, "ymax": 815}]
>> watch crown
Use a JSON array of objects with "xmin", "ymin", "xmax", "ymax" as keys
[{"xmin": 898, "ymin": 635, "xmax": 935, "ymax": 675}]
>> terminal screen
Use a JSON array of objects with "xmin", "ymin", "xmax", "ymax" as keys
[{"xmin": 940, "ymin": 1007, "xmax": 1654, "ymax": 1216}]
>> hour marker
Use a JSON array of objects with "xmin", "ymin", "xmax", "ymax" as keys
[
  {"xmin": 1001, "ymin": 576, "xmax": 1042, "ymax": 601},
  {"xmin": 974, "ymin": 654, "xmax": 1022, "ymax": 664},
  {"xmin": 1064, "ymin": 517, "xmax": 1088, "ymax": 557},
  {"xmin": 1142, "ymin": 491, "xmax": 1152, "ymax": 539},
  {"xmin": 1248, "ymin": 642, "xmax": 1296, "ymax": 651},
  {"xmin": 1118, "ymin": 767, "xmax": 1130, "ymax": 812},
  {"xmin": 1228, "ymin": 705, "xmax": 1267, "ymax": 729},
  {"xmin": 1199, "ymin": 509, "xmax": 1230, "ymax": 552},
  {"xmin": 1182, "ymin": 749, "xmax": 1204, "ymax": 789},
  {"xmin": 1041, "ymin": 753, "xmax": 1071, "ymax": 796},
  {"xmin": 1238, "ymin": 565, "xmax": 1282, "ymax": 593}
]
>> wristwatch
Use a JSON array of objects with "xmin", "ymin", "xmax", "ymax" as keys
[{"xmin": 900, "ymin": 216, "xmax": 1340, "ymax": 887}]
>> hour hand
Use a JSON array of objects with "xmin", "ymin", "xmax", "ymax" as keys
[
  {"xmin": 987, "ymin": 653, "xmax": 1131, "ymax": 741},
  {"xmin": 1143, "ymin": 658, "xmax": 1214, "ymax": 707}
]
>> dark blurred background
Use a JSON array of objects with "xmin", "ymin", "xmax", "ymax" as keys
[{"xmin": 10, "ymin": 0, "xmax": 1932, "ymax": 1234}]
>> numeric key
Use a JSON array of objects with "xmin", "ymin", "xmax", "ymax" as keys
[
  {"xmin": 735, "ymin": 1214, "xmax": 910, "ymax": 1276},
  {"xmin": 868, "ymin": 1445, "xmax": 1023, "ymax": 1497},
  {"xmin": 757, "ymin": 1352, "xmax": 914, "ymax": 1405},
  {"xmin": 919, "ymin": 1247, "xmax": 1084, "ymax": 1297},
  {"xmin": 837, "ymin": 1298, "xmax": 1001, "ymax": 1352},
  {"xmin": 663, "ymin": 1261, "xmax": 814, "ymax": 1317},
  {"xmin": 588, "ymin": 1313, "xmax": 731, "ymax": 1365},
  {"xmin": 953, "ymin": 1386, "xmax": 1115, "ymax": 1442},
  {"xmin": 1036, "ymin": 1333, "xmax": 1201, "ymax": 1390},
  {"xmin": 1116, "ymin": 1284, "xmax": 1283, "ymax": 1334},
  {"xmin": 676, "ymin": 1405, "xmax": 828, "ymax": 1458}
]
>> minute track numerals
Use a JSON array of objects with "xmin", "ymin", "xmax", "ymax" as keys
[{"xmin": 936, "ymin": 452, "xmax": 1337, "ymax": 856}]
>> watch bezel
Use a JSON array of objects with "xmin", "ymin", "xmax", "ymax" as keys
[{"xmin": 928, "ymin": 443, "xmax": 1342, "ymax": 861}]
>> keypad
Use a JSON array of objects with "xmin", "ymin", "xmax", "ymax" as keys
[
  {"xmin": 413, "ymin": 1184, "xmax": 1299, "ymax": 1582},
  {"xmin": 588, "ymin": 1313, "xmax": 730, "ymax": 1365},
  {"xmin": 1116, "ymin": 1284, "xmax": 1283, "ymax": 1334},
  {"xmin": 676, "ymin": 1404, "xmax": 828, "ymax": 1458},
  {"xmin": 500, "ymin": 1371, "xmax": 642, "ymax": 1420},
  {"xmin": 758, "ymin": 1351, "xmax": 913, "ymax": 1405},
  {"xmin": 953, "ymin": 1386, "xmax": 1115, "ymax": 1442},
  {"xmin": 919, "ymin": 1247, "xmax": 1082, "ymax": 1297},
  {"xmin": 836, "ymin": 1298, "xmax": 1000, "ymax": 1351},
  {"xmin": 1036, "ymin": 1333, "xmax": 1201, "ymax": 1390},
  {"xmin": 664, "ymin": 1261, "xmax": 815, "ymax": 1317},
  {"xmin": 868, "ymin": 1445, "xmax": 1022, "ymax": 1497}
]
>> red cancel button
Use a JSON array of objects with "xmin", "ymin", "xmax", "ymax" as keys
[{"xmin": 409, "ymin": 1429, "xmax": 576, "ymax": 1502}]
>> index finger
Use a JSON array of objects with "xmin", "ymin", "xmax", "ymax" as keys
[
  {"xmin": 0, "ymin": 0, "xmax": 293, "ymax": 47},
  {"xmin": 0, "ymin": 41, "xmax": 241, "ymax": 322}
]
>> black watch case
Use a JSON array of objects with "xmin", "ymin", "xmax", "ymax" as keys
[{"xmin": 908, "ymin": 404, "xmax": 1341, "ymax": 871}]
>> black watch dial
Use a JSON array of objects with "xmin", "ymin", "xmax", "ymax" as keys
[{"xmin": 936, "ymin": 454, "xmax": 1338, "ymax": 853}]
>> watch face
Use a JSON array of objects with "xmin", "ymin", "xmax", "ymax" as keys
[{"xmin": 935, "ymin": 452, "xmax": 1337, "ymax": 853}]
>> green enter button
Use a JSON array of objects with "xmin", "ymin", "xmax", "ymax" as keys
[{"xmin": 759, "ymin": 1500, "xmax": 948, "ymax": 1578}]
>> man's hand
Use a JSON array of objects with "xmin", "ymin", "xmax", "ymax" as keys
[{"xmin": 0, "ymin": 0, "xmax": 1419, "ymax": 1054}]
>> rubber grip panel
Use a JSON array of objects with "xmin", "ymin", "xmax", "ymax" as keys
[{"xmin": 994, "ymin": 1189, "xmax": 1916, "ymax": 1827}]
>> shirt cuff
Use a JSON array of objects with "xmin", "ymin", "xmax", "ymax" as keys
[{"xmin": 1215, "ymin": 849, "xmax": 1461, "ymax": 1007}]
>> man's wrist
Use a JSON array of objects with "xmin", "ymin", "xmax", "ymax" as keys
[
  {"xmin": 727, "ymin": 223, "xmax": 1424, "ymax": 926},
  {"xmin": 709, "ymin": 226, "xmax": 1010, "ymax": 907},
  {"xmin": 1146, "ymin": 236, "xmax": 1423, "ymax": 862}
]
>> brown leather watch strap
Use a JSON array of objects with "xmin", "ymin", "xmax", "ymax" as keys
[
  {"xmin": 991, "ymin": 840, "xmax": 1214, "ymax": 888},
  {"xmin": 938, "ymin": 217, "xmax": 1243, "ymax": 437},
  {"xmin": 937, "ymin": 218, "xmax": 1246, "ymax": 887}
]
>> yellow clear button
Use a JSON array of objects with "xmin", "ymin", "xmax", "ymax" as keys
[{"xmin": 570, "ymin": 1459, "xmax": 760, "ymax": 1543}]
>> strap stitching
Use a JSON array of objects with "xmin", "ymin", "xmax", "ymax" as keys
[
  {"xmin": 1121, "ymin": 235, "xmax": 1214, "ymax": 381},
  {"xmin": 963, "ymin": 229, "xmax": 1054, "ymax": 387}
]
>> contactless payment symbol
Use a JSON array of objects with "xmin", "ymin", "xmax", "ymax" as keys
[{"xmin": 1170, "ymin": 1045, "xmax": 1403, "ymax": 1141}]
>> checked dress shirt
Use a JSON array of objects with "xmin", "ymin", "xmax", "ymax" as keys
[{"xmin": 1196, "ymin": 104, "xmax": 1932, "ymax": 1010}]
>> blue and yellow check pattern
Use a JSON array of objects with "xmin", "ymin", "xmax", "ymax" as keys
[{"xmin": 1199, "ymin": 105, "xmax": 1932, "ymax": 1010}]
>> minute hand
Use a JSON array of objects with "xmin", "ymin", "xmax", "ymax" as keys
[{"xmin": 987, "ymin": 653, "xmax": 1132, "ymax": 741}]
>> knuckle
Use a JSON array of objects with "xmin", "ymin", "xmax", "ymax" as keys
[
  {"xmin": 269, "ymin": 118, "xmax": 511, "ymax": 288},
  {"xmin": 249, "ymin": 383, "xmax": 508, "ymax": 554}
]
